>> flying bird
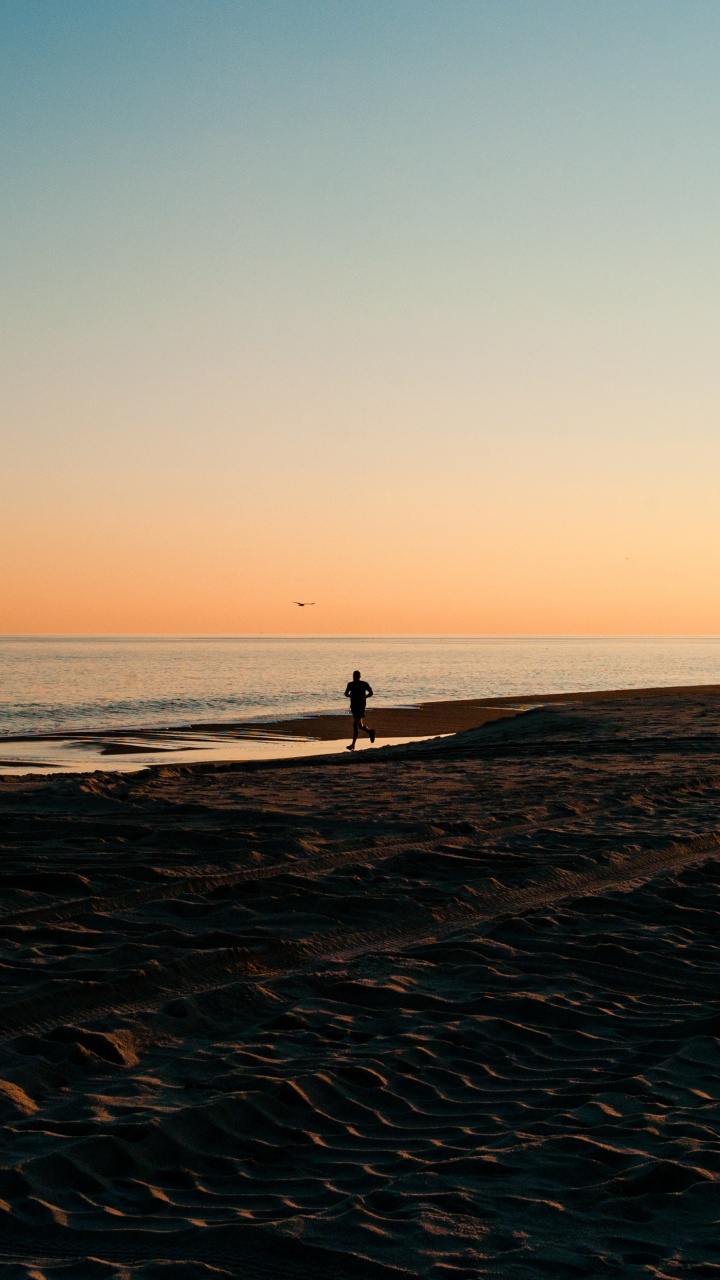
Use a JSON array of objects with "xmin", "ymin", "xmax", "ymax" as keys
[{"xmin": 292, "ymin": 601, "xmax": 315, "ymax": 607}]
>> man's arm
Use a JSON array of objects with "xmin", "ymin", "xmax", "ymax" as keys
[
  {"xmin": 344, "ymin": 683, "xmax": 352, "ymax": 698},
  {"xmin": 365, "ymin": 683, "xmax": 374, "ymax": 697}
]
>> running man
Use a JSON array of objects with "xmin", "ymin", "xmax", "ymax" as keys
[{"xmin": 344, "ymin": 670, "xmax": 376, "ymax": 751}]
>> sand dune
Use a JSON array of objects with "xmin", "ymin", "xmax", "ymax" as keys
[{"xmin": 1, "ymin": 688, "xmax": 720, "ymax": 1276}]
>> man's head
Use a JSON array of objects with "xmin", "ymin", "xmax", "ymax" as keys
[{"xmin": 353, "ymin": 670, "xmax": 361, "ymax": 681}]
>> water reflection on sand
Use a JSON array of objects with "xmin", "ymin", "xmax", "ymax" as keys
[{"xmin": 0, "ymin": 728, "xmax": 434, "ymax": 774}]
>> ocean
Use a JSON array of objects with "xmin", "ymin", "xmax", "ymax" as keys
[{"xmin": 2, "ymin": 635, "xmax": 720, "ymax": 739}]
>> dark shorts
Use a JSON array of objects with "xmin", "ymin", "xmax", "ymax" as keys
[{"xmin": 350, "ymin": 704, "xmax": 366, "ymax": 719}]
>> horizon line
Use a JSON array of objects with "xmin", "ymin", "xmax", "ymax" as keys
[{"xmin": 2, "ymin": 633, "xmax": 720, "ymax": 642}]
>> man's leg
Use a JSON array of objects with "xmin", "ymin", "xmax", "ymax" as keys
[
  {"xmin": 348, "ymin": 712, "xmax": 375, "ymax": 748},
  {"xmin": 358, "ymin": 715, "xmax": 375, "ymax": 743}
]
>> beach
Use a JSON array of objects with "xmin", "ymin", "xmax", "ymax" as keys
[{"xmin": 2, "ymin": 684, "xmax": 720, "ymax": 1277}]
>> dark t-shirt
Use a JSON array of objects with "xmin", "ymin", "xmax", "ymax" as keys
[{"xmin": 345, "ymin": 679, "xmax": 373, "ymax": 714}]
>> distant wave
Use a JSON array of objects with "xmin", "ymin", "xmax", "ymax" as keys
[{"xmin": 0, "ymin": 692, "xmax": 320, "ymax": 738}]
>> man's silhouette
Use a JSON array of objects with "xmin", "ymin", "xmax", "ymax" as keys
[{"xmin": 344, "ymin": 670, "xmax": 375, "ymax": 751}]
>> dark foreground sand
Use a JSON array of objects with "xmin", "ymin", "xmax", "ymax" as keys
[{"xmin": 2, "ymin": 686, "xmax": 720, "ymax": 1277}]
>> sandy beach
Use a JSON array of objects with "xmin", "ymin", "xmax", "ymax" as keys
[
  {"xmin": 2, "ymin": 684, "xmax": 720, "ymax": 1277},
  {"xmin": 237, "ymin": 681, "xmax": 720, "ymax": 739}
]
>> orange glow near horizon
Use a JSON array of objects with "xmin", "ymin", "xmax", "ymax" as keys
[
  {"xmin": 3, "ymin": 399, "xmax": 719, "ymax": 635},
  {"xmin": 3, "ymin": 325, "xmax": 719, "ymax": 635}
]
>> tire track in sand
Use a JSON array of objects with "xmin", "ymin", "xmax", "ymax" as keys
[
  {"xmin": 1, "ymin": 831, "xmax": 718, "ymax": 1042},
  {"xmin": 0, "ymin": 833, "xmax": 444, "ymax": 929},
  {"xmin": 0, "ymin": 1220, "xmax": 414, "ymax": 1279}
]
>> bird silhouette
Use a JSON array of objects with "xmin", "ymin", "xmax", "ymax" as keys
[{"xmin": 292, "ymin": 601, "xmax": 315, "ymax": 607}]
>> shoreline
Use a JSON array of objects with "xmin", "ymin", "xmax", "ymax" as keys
[{"xmin": 3, "ymin": 681, "xmax": 720, "ymax": 747}]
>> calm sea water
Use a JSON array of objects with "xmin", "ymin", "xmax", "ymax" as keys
[{"xmin": 1, "ymin": 636, "xmax": 720, "ymax": 739}]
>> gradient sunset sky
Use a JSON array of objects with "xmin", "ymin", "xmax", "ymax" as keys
[{"xmin": 2, "ymin": 0, "xmax": 719, "ymax": 635}]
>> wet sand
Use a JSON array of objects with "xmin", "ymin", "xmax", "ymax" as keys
[
  {"xmin": 235, "ymin": 681, "xmax": 720, "ymax": 739},
  {"xmin": 2, "ymin": 685, "xmax": 720, "ymax": 1277},
  {"xmin": 0, "ymin": 691, "xmax": 518, "ymax": 774}
]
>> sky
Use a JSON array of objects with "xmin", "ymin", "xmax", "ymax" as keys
[{"xmin": 1, "ymin": 0, "xmax": 719, "ymax": 635}]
